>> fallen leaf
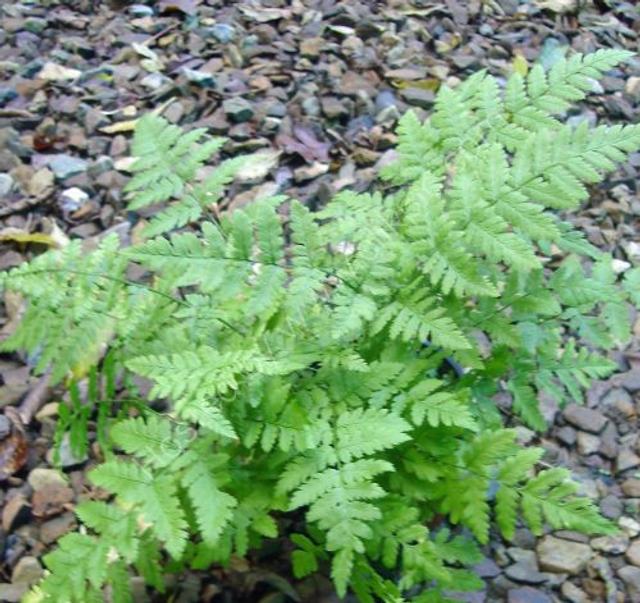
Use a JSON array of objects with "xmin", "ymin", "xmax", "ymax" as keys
[
  {"xmin": 535, "ymin": 0, "xmax": 577, "ymax": 12},
  {"xmin": 132, "ymin": 42, "xmax": 163, "ymax": 72},
  {"xmin": 276, "ymin": 126, "xmax": 331, "ymax": 164},
  {"xmin": 0, "ymin": 228, "xmax": 60, "ymax": 248},
  {"xmin": 234, "ymin": 150, "xmax": 281, "ymax": 184},
  {"xmin": 100, "ymin": 120, "xmax": 139, "ymax": 134},
  {"xmin": 238, "ymin": 5, "xmax": 292, "ymax": 22},
  {"xmin": 37, "ymin": 62, "xmax": 81, "ymax": 82},
  {"xmin": 512, "ymin": 54, "xmax": 529, "ymax": 77}
]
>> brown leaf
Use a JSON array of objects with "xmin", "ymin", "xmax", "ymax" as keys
[{"xmin": 0, "ymin": 409, "xmax": 28, "ymax": 481}]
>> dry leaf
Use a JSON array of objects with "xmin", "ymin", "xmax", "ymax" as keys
[
  {"xmin": 37, "ymin": 62, "xmax": 81, "ymax": 81},
  {"xmin": 234, "ymin": 150, "xmax": 281, "ymax": 184}
]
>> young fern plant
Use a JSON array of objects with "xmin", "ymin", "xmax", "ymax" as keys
[{"xmin": 3, "ymin": 49, "xmax": 639, "ymax": 603}]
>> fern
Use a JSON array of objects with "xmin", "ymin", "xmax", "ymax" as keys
[{"xmin": 7, "ymin": 50, "xmax": 639, "ymax": 603}]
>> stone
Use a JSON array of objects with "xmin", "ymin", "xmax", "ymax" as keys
[
  {"xmin": 0, "ymin": 173, "xmax": 14, "ymax": 197},
  {"xmin": 11, "ymin": 556, "xmax": 43, "ymax": 586},
  {"xmin": 507, "ymin": 587, "xmax": 551, "ymax": 603},
  {"xmin": 0, "ymin": 584, "xmax": 28, "ymax": 602},
  {"xmin": 616, "ymin": 448, "xmax": 640, "ymax": 473},
  {"xmin": 626, "ymin": 76, "xmax": 640, "ymax": 101},
  {"xmin": 300, "ymin": 37, "xmax": 323, "ymax": 59},
  {"xmin": 622, "ymin": 478, "xmax": 640, "ymax": 497},
  {"xmin": 52, "ymin": 432, "xmax": 88, "ymax": 468},
  {"xmin": 32, "ymin": 484, "xmax": 74, "ymax": 518},
  {"xmin": 619, "ymin": 516, "xmax": 640, "ymax": 538},
  {"xmin": 27, "ymin": 468, "xmax": 67, "ymax": 492},
  {"xmin": 0, "ymin": 415, "xmax": 11, "ymax": 438},
  {"xmin": 2, "ymin": 493, "xmax": 30, "ymax": 532},
  {"xmin": 473, "ymin": 557, "xmax": 502, "ymax": 578},
  {"xmin": 321, "ymin": 97, "xmax": 349, "ymax": 119},
  {"xmin": 265, "ymin": 100, "xmax": 287, "ymax": 118},
  {"xmin": 49, "ymin": 155, "xmax": 88, "ymax": 180},
  {"xmin": 223, "ymin": 97, "xmax": 254, "ymax": 123},
  {"xmin": 613, "ymin": 370, "xmax": 640, "ymax": 393},
  {"xmin": 577, "ymin": 431, "xmax": 600, "ymax": 455},
  {"xmin": 536, "ymin": 535, "xmax": 592, "ymax": 574},
  {"xmin": 562, "ymin": 404, "xmax": 607, "ymax": 433},
  {"xmin": 40, "ymin": 512, "xmax": 77, "ymax": 544},
  {"xmin": 301, "ymin": 96, "xmax": 321, "ymax": 117},
  {"xmin": 28, "ymin": 168, "xmax": 54, "ymax": 196},
  {"xmin": 618, "ymin": 566, "xmax": 640, "ymax": 594},
  {"xmin": 556, "ymin": 426, "xmax": 577, "ymax": 446},
  {"xmin": 591, "ymin": 534, "xmax": 629, "ymax": 554},
  {"xmin": 601, "ymin": 388, "xmax": 635, "ymax": 420},
  {"xmin": 59, "ymin": 187, "xmax": 89, "ymax": 212},
  {"xmin": 505, "ymin": 562, "xmax": 546, "ymax": 585},
  {"xmin": 626, "ymin": 539, "xmax": 640, "ymax": 567},
  {"xmin": 400, "ymin": 87, "xmax": 436, "ymax": 108},
  {"xmin": 599, "ymin": 422, "xmax": 618, "ymax": 459},
  {"xmin": 599, "ymin": 494, "xmax": 622, "ymax": 519},
  {"xmin": 210, "ymin": 23, "xmax": 235, "ymax": 43},
  {"xmin": 560, "ymin": 582, "xmax": 589, "ymax": 603},
  {"xmin": 0, "ymin": 88, "xmax": 18, "ymax": 105}
]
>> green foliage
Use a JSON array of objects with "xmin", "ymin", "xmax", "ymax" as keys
[{"xmin": 4, "ymin": 50, "xmax": 639, "ymax": 603}]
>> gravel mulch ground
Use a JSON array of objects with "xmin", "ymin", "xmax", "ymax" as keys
[{"xmin": 0, "ymin": 1, "xmax": 638, "ymax": 601}]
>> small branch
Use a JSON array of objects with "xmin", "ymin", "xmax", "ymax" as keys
[{"xmin": 18, "ymin": 370, "xmax": 52, "ymax": 426}]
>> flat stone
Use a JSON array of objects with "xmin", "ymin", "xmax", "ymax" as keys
[
  {"xmin": 562, "ymin": 404, "xmax": 607, "ymax": 433},
  {"xmin": 576, "ymin": 431, "xmax": 600, "ymax": 455},
  {"xmin": 40, "ymin": 512, "xmax": 77, "ymax": 544},
  {"xmin": 0, "ymin": 173, "xmax": 13, "ymax": 196},
  {"xmin": 2, "ymin": 493, "xmax": 30, "ymax": 532},
  {"xmin": 591, "ymin": 534, "xmax": 629, "ymax": 554},
  {"xmin": 28, "ymin": 168, "xmax": 54, "ymax": 196},
  {"xmin": 599, "ymin": 494, "xmax": 622, "ymax": 519},
  {"xmin": 560, "ymin": 582, "xmax": 589, "ymax": 603},
  {"xmin": 556, "ymin": 426, "xmax": 577, "ymax": 446},
  {"xmin": 617, "ymin": 447, "xmax": 640, "ymax": 473},
  {"xmin": 536, "ymin": 535, "xmax": 592, "ymax": 574},
  {"xmin": 473, "ymin": 557, "xmax": 502, "ymax": 578},
  {"xmin": 622, "ymin": 478, "xmax": 640, "ymax": 497},
  {"xmin": 507, "ymin": 587, "xmax": 551, "ymax": 603},
  {"xmin": 620, "ymin": 516, "xmax": 640, "ymax": 538},
  {"xmin": 321, "ymin": 97, "xmax": 349, "ymax": 119},
  {"xmin": 618, "ymin": 565, "xmax": 640, "ymax": 594},
  {"xmin": 223, "ymin": 97, "xmax": 254, "ymax": 123},
  {"xmin": 505, "ymin": 562, "xmax": 546, "ymax": 585},
  {"xmin": 0, "ymin": 415, "xmax": 11, "ymax": 438},
  {"xmin": 49, "ymin": 155, "xmax": 88, "ymax": 180},
  {"xmin": 300, "ymin": 37, "xmax": 323, "ymax": 59},
  {"xmin": 400, "ymin": 86, "xmax": 436, "ymax": 108},
  {"xmin": 0, "ymin": 584, "xmax": 29, "ymax": 602},
  {"xmin": 626, "ymin": 539, "xmax": 640, "ymax": 567},
  {"xmin": 27, "ymin": 468, "xmax": 67, "ymax": 492},
  {"xmin": 210, "ymin": 23, "xmax": 235, "ymax": 43},
  {"xmin": 612, "ymin": 370, "xmax": 640, "ymax": 393},
  {"xmin": 11, "ymin": 556, "xmax": 43, "ymax": 586}
]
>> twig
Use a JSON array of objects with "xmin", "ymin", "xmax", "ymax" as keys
[{"xmin": 18, "ymin": 370, "xmax": 52, "ymax": 425}]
